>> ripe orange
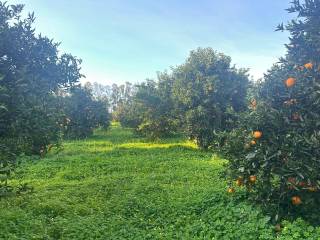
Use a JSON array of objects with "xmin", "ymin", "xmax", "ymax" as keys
[
  {"xmin": 291, "ymin": 196, "xmax": 302, "ymax": 205},
  {"xmin": 250, "ymin": 140, "xmax": 256, "ymax": 145},
  {"xmin": 304, "ymin": 62, "xmax": 313, "ymax": 69},
  {"xmin": 253, "ymin": 131, "xmax": 262, "ymax": 139},
  {"xmin": 249, "ymin": 175, "xmax": 257, "ymax": 183},
  {"xmin": 227, "ymin": 187, "xmax": 235, "ymax": 193},
  {"xmin": 285, "ymin": 77, "xmax": 296, "ymax": 88}
]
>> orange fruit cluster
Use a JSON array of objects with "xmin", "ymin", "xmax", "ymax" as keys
[
  {"xmin": 244, "ymin": 131, "xmax": 262, "ymax": 149},
  {"xmin": 285, "ymin": 62, "xmax": 313, "ymax": 87},
  {"xmin": 227, "ymin": 175, "xmax": 259, "ymax": 196}
]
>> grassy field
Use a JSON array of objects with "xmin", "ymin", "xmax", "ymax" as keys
[{"xmin": 0, "ymin": 124, "xmax": 319, "ymax": 239}]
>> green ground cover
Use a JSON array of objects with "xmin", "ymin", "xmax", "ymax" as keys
[{"xmin": 0, "ymin": 124, "xmax": 319, "ymax": 239}]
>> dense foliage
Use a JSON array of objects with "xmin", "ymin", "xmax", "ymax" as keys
[
  {"xmin": 172, "ymin": 48, "xmax": 249, "ymax": 148},
  {"xmin": 63, "ymin": 84, "xmax": 110, "ymax": 139},
  {"xmin": 223, "ymin": 0, "xmax": 320, "ymax": 222},
  {"xmin": 0, "ymin": 2, "xmax": 82, "ymax": 189},
  {"xmin": 117, "ymin": 48, "xmax": 249, "ymax": 143},
  {"xmin": 1, "ymin": 0, "xmax": 319, "ymax": 234},
  {"xmin": 0, "ymin": 2, "xmax": 110, "ymax": 191},
  {"xmin": 118, "ymin": 73, "xmax": 179, "ymax": 138}
]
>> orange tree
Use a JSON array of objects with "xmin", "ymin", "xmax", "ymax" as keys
[
  {"xmin": 0, "ymin": 75, "xmax": 15, "ymax": 192},
  {"xmin": 172, "ymin": 48, "xmax": 249, "ymax": 149},
  {"xmin": 118, "ymin": 74, "xmax": 180, "ymax": 138},
  {"xmin": 63, "ymin": 85, "xmax": 110, "ymax": 139},
  {"xmin": 0, "ymin": 2, "xmax": 82, "ymax": 191},
  {"xmin": 222, "ymin": 0, "xmax": 320, "ymax": 222},
  {"xmin": 0, "ymin": 2, "xmax": 82, "ymax": 155},
  {"xmin": 117, "ymin": 48, "xmax": 249, "ymax": 142}
]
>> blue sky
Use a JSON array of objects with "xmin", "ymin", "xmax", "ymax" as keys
[{"xmin": 10, "ymin": 0, "xmax": 293, "ymax": 85}]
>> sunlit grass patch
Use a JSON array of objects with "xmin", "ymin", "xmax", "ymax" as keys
[{"xmin": 118, "ymin": 141, "xmax": 197, "ymax": 150}]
